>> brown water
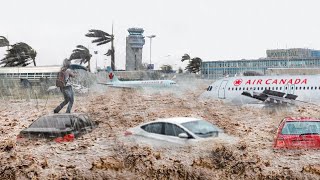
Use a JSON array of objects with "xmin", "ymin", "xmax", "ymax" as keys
[{"xmin": 0, "ymin": 82, "xmax": 320, "ymax": 179}]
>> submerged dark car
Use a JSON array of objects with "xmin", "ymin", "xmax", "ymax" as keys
[{"xmin": 17, "ymin": 113, "xmax": 97, "ymax": 142}]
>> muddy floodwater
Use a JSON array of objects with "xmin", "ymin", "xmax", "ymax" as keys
[{"xmin": 0, "ymin": 79, "xmax": 320, "ymax": 179}]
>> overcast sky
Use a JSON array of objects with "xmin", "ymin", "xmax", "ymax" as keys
[{"xmin": 1, "ymin": 0, "xmax": 320, "ymax": 71}]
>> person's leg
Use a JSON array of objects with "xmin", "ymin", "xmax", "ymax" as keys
[
  {"xmin": 66, "ymin": 87, "xmax": 74, "ymax": 113},
  {"xmin": 54, "ymin": 87, "xmax": 70, "ymax": 113}
]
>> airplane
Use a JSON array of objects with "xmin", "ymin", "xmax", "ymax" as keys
[
  {"xmin": 98, "ymin": 67, "xmax": 177, "ymax": 88},
  {"xmin": 201, "ymin": 75, "xmax": 320, "ymax": 105}
]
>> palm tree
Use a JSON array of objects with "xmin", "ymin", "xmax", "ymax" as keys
[
  {"xmin": 160, "ymin": 64, "xmax": 173, "ymax": 73},
  {"xmin": 181, "ymin": 54, "xmax": 202, "ymax": 73},
  {"xmin": 69, "ymin": 45, "xmax": 92, "ymax": 72},
  {"xmin": 181, "ymin": 54, "xmax": 191, "ymax": 62},
  {"xmin": 0, "ymin": 42, "xmax": 37, "ymax": 67},
  {"xmin": 0, "ymin": 36, "xmax": 9, "ymax": 48},
  {"xmin": 85, "ymin": 29, "xmax": 115, "ymax": 70}
]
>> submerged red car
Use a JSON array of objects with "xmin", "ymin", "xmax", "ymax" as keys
[{"xmin": 273, "ymin": 117, "xmax": 320, "ymax": 149}]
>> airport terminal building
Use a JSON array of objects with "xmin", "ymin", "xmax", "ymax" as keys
[{"xmin": 201, "ymin": 48, "xmax": 320, "ymax": 79}]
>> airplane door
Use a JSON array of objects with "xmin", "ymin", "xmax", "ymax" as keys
[{"xmin": 218, "ymin": 80, "xmax": 228, "ymax": 99}]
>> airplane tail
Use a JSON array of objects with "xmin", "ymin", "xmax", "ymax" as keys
[{"xmin": 106, "ymin": 66, "xmax": 120, "ymax": 82}]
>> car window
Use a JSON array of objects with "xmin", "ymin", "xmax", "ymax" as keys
[
  {"xmin": 141, "ymin": 122, "xmax": 164, "ymax": 134},
  {"xmin": 29, "ymin": 115, "xmax": 72, "ymax": 129},
  {"xmin": 164, "ymin": 123, "xmax": 186, "ymax": 136},
  {"xmin": 181, "ymin": 120, "xmax": 221, "ymax": 138},
  {"xmin": 281, "ymin": 121, "xmax": 320, "ymax": 135},
  {"xmin": 78, "ymin": 115, "xmax": 92, "ymax": 127},
  {"xmin": 74, "ymin": 118, "xmax": 86, "ymax": 130}
]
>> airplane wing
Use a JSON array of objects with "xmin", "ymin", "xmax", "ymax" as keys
[{"xmin": 241, "ymin": 90, "xmax": 298, "ymax": 105}]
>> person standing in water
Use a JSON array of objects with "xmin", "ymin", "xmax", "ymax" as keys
[{"xmin": 54, "ymin": 59, "xmax": 76, "ymax": 113}]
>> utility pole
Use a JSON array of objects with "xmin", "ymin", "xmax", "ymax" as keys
[{"xmin": 147, "ymin": 35, "xmax": 156, "ymax": 69}]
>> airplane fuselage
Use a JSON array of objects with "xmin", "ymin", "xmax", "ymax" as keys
[
  {"xmin": 109, "ymin": 80, "xmax": 177, "ymax": 88},
  {"xmin": 201, "ymin": 75, "xmax": 320, "ymax": 104}
]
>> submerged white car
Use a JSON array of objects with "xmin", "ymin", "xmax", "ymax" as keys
[{"xmin": 124, "ymin": 117, "xmax": 224, "ymax": 144}]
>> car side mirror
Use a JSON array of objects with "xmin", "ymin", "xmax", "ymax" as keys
[{"xmin": 178, "ymin": 133, "xmax": 189, "ymax": 139}]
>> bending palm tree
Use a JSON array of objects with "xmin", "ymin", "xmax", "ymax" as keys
[
  {"xmin": 181, "ymin": 53, "xmax": 202, "ymax": 73},
  {"xmin": 0, "ymin": 36, "xmax": 9, "ymax": 47},
  {"xmin": 69, "ymin": 45, "xmax": 92, "ymax": 72},
  {"xmin": 0, "ymin": 42, "xmax": 37, "ymax": 67},
  {"xmin": 85, "ymin": 29, "xmax": 115, "ymax": 70}
]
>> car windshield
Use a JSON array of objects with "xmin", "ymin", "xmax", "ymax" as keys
[
  {"xmin": 181, "ymin": 120, "xmax": 221, "ymax": 138},
  {"xmin": 281, "ymin": 121, "xmax": 320, "ymax": 135},
  {"xmin": 29, "ymin": 115, "xmax": 73, "ymax": 129}
]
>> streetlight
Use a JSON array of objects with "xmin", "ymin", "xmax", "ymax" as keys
[{"xmin": 147, "ymin": 35, "xmax": 156, "ymax": 69}]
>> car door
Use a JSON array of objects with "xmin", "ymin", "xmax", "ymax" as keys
[{"xmin": 163, "ymin": 123, "xmax": 191, "ymax": 144}]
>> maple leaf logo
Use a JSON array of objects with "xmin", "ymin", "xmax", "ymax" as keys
[
  {"xmin": 233, "ymin": 79, "xmax": 242, "ymax": 86},
  {"xmin": 109, "ymin": 73, "xmax": 114, "ymax": 80}
]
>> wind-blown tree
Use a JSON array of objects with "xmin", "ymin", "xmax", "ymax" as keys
[
  {"xmin": 85, "ymin": 29, "xmax": 115, "ymax": 70},
  {"xmin": 160, "ymin": 64, "xmax": 173, "ymax": 73},
  {"xmin": 181, "ymin": 54, "xmax": 191, "ymax": 62},
  {"xmin": 0, "ymin": 36, "xmax": 9, "ymax": 47},
  {"xmin": 69, "ymin": 45, "xmax": 92, "ymax": 72},
  {"xmin": 181, "ymin": 54, "xmax": 202, "ymax": 73},
  {"xmin": 0, "ymin": 42, "xmax": 37, "ymax": 67}
]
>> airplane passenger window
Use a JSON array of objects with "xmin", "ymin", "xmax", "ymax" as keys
[
  {"xmin": 295, "ymin": 87, "xmax": 298, "ymax": 90},
  {"xmin": 307, "ymin": 87, "xmax": 309, "ymax": 90},
  {"xmin": 303, "ymin": 87, "xmax": 306, "ymax": 90},
  {"xmin": 276, "ymin": 87, "xmax": 278, "ymax": 90},
  {"xmin": 316, "ymin": 87, "xmax": 318, "ymax": 90},
  {"xmin": 232, "ymin": 88, "xmax": 234, "ymax": 91},
  {"xmin": 272, "ymin": 87, "xmax": 274, "ymax": 90},
  {"xmin": 292, "ymin": 87, "xmax": 294, "ymax": 90},
  {"xmin": 235, "ymin": 87, "xmax": 237, "ymax": 90},
  {"xmin": 311, "ymin": 87, "xmax": 313, "ymax": 90},
  {"xmin": 228, "ymin": 87, "xmax": 230, "ymax": 90},
  {"xmin": 285, "ymin": 87, "xmax": 288, "ymax": 90},
  {"xmin": 253, "ymin": 87, "xmax": 256, "ymax": 90},
  {"xmin": 280, "ymin": 87, "xmax": 282, "ymax": 90},
  {"xmin": 300, "ymin": 87, "xmax": 302, "ymax": 90},
  {"xmin": 246, "ymin": 87, "xmax": 249, "ymax": 90}
]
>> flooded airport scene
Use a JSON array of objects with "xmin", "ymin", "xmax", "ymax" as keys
[{"xmin": 1, "ymin": 0, "xmax": 320, "ymax": 179}]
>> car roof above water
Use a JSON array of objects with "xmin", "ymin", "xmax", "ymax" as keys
[
  {"xmin": 152, "ymin": 117, "xmax": 202, "ymax": 124},
  {"xmin": 284, "ymin": 117, "xmax": 320, "ymax": 122},
  {"xmin": 43, "ymin": 113, "xmax": 88, "ymax": 118}
]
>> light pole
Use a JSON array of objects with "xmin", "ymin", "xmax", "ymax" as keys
[{"xmin": 147, "ymin": 35, "xmax": 156, "ymax": 69}]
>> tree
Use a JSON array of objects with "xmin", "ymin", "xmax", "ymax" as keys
[
  {"xmin": 69, "ymin": 45, "xmax": 92, "ymax": 72},
  {"xmin": 0, "ymin": 42, "xmax": 37, "ymax": 67},
  {"xmin": 160, "ymin": 64, "xmax": 173, "ymax": 73},
  {"xmin": 0, "ymin": 36, "xmax": 9, "ymax": 47},
  {"xmin": 181, "ymin": 54, "xmax": 191, "ymax": 62},
  {"xmin": 178, "ymin": 67, "xmax": 183, "ymax": 73},
  {"xmin": 85, "ymin": 29, "xmax": 115, "ymax": 70},
  {"xmin": 181, "ymin": 54, "xmax": 202, "ymax": 73}
]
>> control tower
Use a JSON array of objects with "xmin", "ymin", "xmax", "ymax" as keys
[{"xmin": 126, "ymin": 28, "xmax": 145, "ymax": 71}]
